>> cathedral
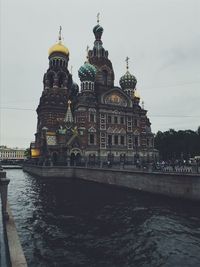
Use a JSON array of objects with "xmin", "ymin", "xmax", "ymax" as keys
[{"xmin": 30, "ymin": 18, "xmax": 155, "ymax": 166}]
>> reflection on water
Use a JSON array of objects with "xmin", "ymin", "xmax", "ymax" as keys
[{"xmin": 7, "ymin": 170, "xmax": 200, "ymax": 267}]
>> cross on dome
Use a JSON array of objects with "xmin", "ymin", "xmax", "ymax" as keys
[
  {"xmin": 86, "ymin": 45, "xmax": 89, "ymax": 61},
  {"xmin": 58, "ymin": 26, "xmax": 62, "ymax": 42},
  {"xmin": 48, "ymin": 26, "xmax": 69, "ymax": 56},
  {"xmin": 97, "ymin": 12, "xmax": 100, "ymax": 24},
  {"xmin": 125, "ymin": 56, "xmax": 130, "ymax": 70}
]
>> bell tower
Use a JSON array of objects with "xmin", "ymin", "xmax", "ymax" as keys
[
  {"xmin": 35, "ymin": 27, "xmax": 77, "ymax": 147},
  {"xmin": 88, "ymin": 14, "xmax": 115, "ymax": 91}
]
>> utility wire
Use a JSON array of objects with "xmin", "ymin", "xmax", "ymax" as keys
[
  {"xmin": 142, "ymin": 80, "xmax": 200, "ymax": 90},
  {"xmin": 0, "ymin": 107, "xmax": 35, "ymax": 111},
  {"xmin": 149, "ymin": 115, "xmax": 200, "ymax": 118},
  {"xmin": 0, "ymin": 106, "xmax": 200, "ymax": 118}
]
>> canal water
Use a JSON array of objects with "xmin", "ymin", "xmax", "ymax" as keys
[{"xmin": 7, "ymin": 170, "xmax": 200, "ymax": 267}]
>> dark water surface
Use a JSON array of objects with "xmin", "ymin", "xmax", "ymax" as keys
[{"xmin": 7, "ymin": 170, "xmax": 200, "ymax": 267}]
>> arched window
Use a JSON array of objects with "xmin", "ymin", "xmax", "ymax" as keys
[
  {"xmin": 90, "ymin": 113, "xmax": 95, "ymax": 122},
  {"xmin": 102, "ymin": 70, "xmax": 108, "ymax": 85},
  {"xmin": 47, "ymin": 73, "xmax": 54, "ymax": 88},
  {"xmin": 89, "ymin": 134, "xmax": 95, "ymax": 145},
  {"xmin": 58, "ymin": 73, "xmax": 66, "ymax": 88}
]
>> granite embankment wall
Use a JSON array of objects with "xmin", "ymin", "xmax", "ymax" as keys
[
  {"xmin": 23, "ymin": 165, "xmax": 200, "ymax": 201},
  {"xmin": 0, "ymin": 170, "xmax": 27, "ymax": 267}
]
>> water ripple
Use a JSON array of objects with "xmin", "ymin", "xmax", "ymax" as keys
[{"xmin": 6, "ymin": 170, "xmax": 200, "ymax": 267}]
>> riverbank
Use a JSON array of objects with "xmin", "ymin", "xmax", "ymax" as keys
[
  {"xmin": 23, "ymin": 165, "xmax": 200, "ymax": 201},
  {"xmin": 0, "ymin": 170, "xmax": 27, "ymax": 267},
  {"xmin": 5, "ymin": 203, "xmax": 27, "ymax": 267}
]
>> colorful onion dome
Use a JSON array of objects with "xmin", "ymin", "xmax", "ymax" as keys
[
  {"xmin": 78, "ymin": 62, "xmax": 97, "ymax": 82},
  {"xmin": 120, "ymin": 57, "xmax": 137, "ymax": 90},
  {"xmin": 119, "ymin": 70, "xmax": 137, "ymax": 90},
  {"xmin": 93, "ymin": 24, "xmax": 104, "ymax": 40},
  {"xmin": 93, "ymin": 13, "xmax": 104, "ymax": 39}
]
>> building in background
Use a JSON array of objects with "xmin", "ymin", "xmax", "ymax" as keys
[
  {"xmin": 31, "ymin": 19, "xmax": 156, "ymax": 165},
  {"xmin": 0, "ymin": 146, "xmax": 25, "ymax": 161}
]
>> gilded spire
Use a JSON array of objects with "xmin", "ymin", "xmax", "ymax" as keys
[
  {"xmin": 125, "ymin": 56, "xmax": 130, "ymax": 71},
  {"xmin": 97, "ymin": 12, "xmax": 100, "ymax": 24}
]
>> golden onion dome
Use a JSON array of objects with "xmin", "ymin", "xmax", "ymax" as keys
[{"xmin": 48, "ymin": 41, "xmax": 69, "ymax": 56}]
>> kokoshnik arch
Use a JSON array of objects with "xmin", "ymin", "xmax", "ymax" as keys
[{"xmin": 30, "ymin": 18, "xmax": 156, "ymax": 165}]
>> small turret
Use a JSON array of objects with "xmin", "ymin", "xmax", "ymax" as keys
[
  {"xmin": 64, "ymin": 100, "xmax": 73, "ymax": 123},
  {"xmin": 78, "ymin": 46, "xmax": 97, "ymax": 92},
  {"xmin": 119, "ymin": 57, "xmax": 137, "ymax": 97}
]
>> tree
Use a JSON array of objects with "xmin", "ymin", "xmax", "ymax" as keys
[
  {"xmin": 24, "ymin": 148, "xmax": 31, "ymax": 159},
  {"xmin": 154, "ymin": 126, "xmax": 200, "ymax": 160}
]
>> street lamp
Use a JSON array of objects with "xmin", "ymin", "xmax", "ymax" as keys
[
  {"xmin": 134, "ymin": 142, "xmax": 139, "ymax": 165},
  {"xmin": 41, "ymin": 126, "xmax": 48, "ymax": 161},
  {"xmin": 108, "ymin": 137, "xmax": 112, "ymax": 166}
]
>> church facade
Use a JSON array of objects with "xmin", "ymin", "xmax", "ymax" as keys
[{"xmin": 31, "ymin": 20, "xmax": 155, "ymax": 165}]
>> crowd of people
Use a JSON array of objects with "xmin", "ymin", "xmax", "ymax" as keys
[{"xmin": 152, "ymin": 159, "xmax": 200, "ymax": 173}]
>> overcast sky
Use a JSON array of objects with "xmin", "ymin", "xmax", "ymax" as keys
[{"xmin": 0, "ymin": 0, "xmax": 200, "ymax": 148}]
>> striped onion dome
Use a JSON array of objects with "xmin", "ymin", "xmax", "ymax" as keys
[{"xmin": 78, "ymin": 62, "xmax": 97, "ymax": 82}]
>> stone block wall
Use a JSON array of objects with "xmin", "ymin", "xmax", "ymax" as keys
[{"xmin": 23, "ymin": 165, "xmax": 200, "ymax": 201}]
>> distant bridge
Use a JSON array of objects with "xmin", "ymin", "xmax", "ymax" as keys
[{"xmin": 2, "ymin": 165, "xmax": 22, "ymax": 170}]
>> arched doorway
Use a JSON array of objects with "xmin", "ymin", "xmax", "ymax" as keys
[
  {"xmin": 75, "ymin": 153, "xmax": 81, "ymax": 165},
  {"xmin": 70, "ymin": 148, "xmax": 82, "ymax": 166}
]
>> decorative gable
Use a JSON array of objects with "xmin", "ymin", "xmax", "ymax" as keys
[
  {"xmin": 101, "ymin": 87, "xmax": 133, "ymax": 108},
  {"xmin": 88, "ymin": 127, "xmax": 96, "ymax": 133}
]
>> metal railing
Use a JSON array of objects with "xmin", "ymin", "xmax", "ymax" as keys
[{"xmin": 24, "ymin": 160, "xmax": 200, "ymax": 174}]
